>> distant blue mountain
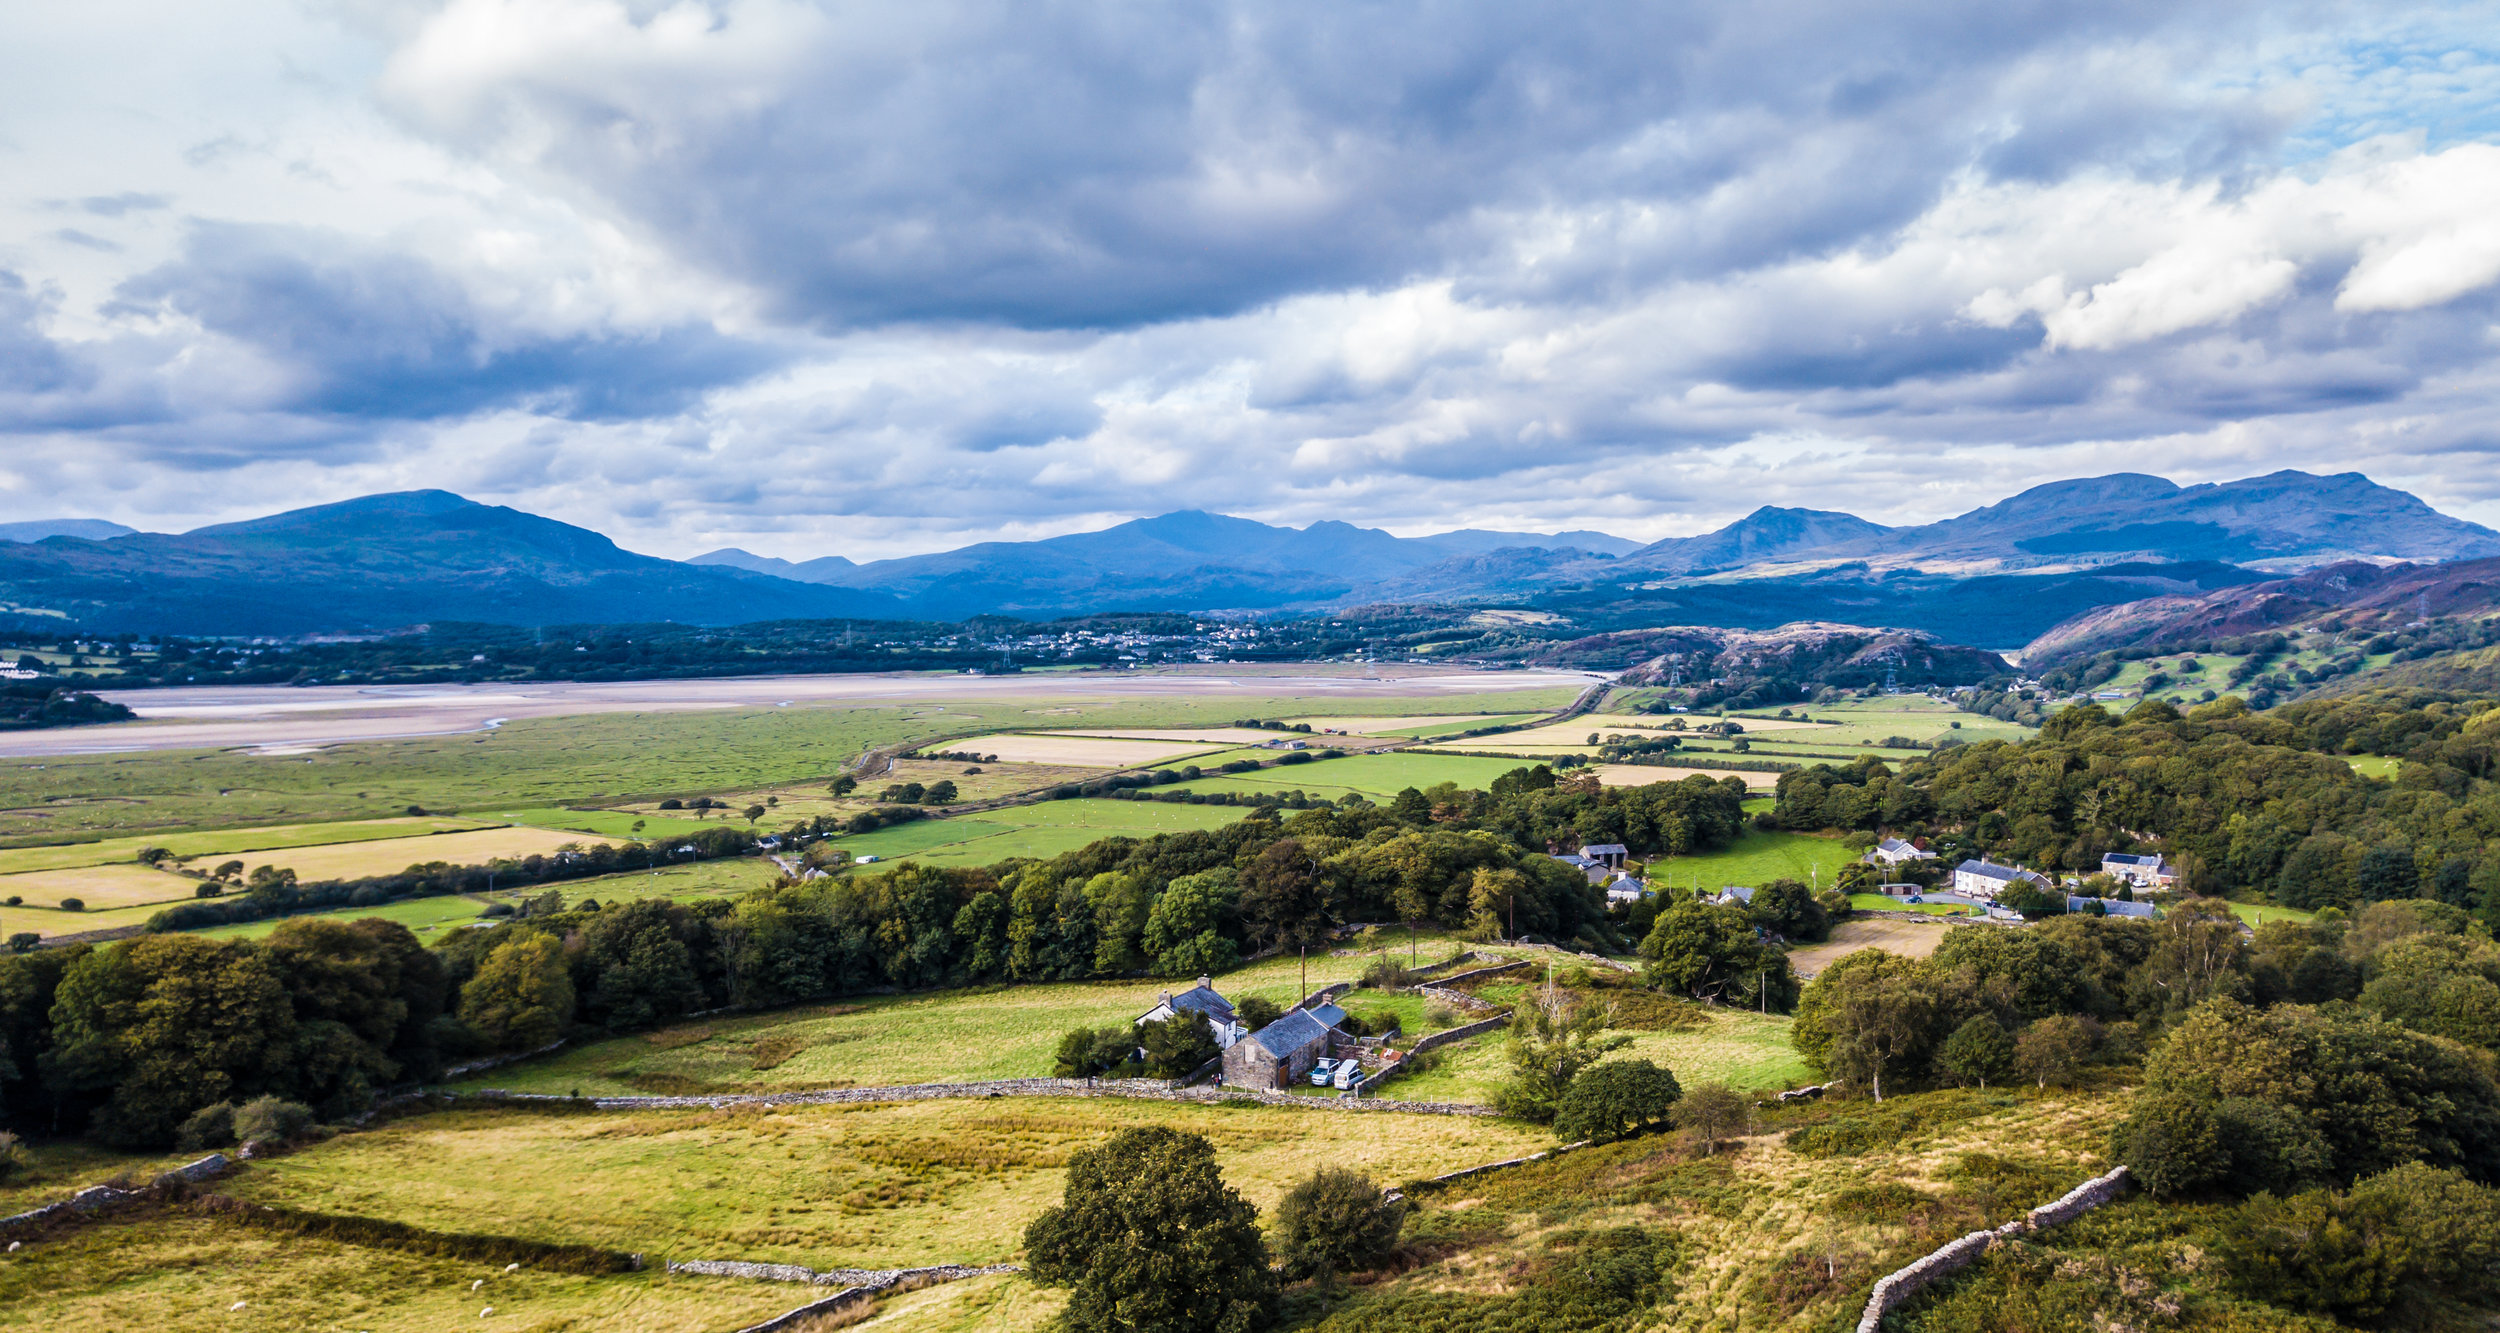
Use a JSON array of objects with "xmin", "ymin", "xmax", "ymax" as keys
[{"xmin": 0, "ymin": 518, "xmax": 137, "ymax": 542}]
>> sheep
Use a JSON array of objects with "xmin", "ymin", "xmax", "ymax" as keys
[
  {"xmin": 481, "ymin": 1308, "xmax": 494, "ymax": 1318},
  {"xmin": 471, "ymin": 1279, "xmax": 484, "ymax": 1291},
  {"xmin": 229, "ymin": 1301, "xmax": 247, "ymax": 1312}
]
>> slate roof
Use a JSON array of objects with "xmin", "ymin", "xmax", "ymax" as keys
[
  {"xmin": 1248, "ymin": 1007, "xmax": 1341, "ymax": 1058},
  {"xmin": 1582, "ymin": 844, "xmax": 1628, "ymax": 857},
  {"xmin": 2102, "ymin": 854, "xmax": 2164, "ymax": 869},
  {"xmin": 1956, "ymin": 859, "xmax": 2045, "ymax": 884},
  {"xmin": 1164, "ymin": 983, "xmax": 1236, "ymax": 1024},
  {"xmin": 1719, "ymin": 885, "xmax": 1757, "ymax": 905},
  {"xmin": 2068, "ymin": 895, "xmax": 2159, "ymax": 919}
]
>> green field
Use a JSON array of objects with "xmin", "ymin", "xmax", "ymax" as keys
[
  {"xmin": 1162, "ymin": 751, "xmax": 1549, "ymax": 802},
  {"xmin": 2226, "ymin": 900, "xmax": 2318, "ymax": 927},
  {"xmin": 190, "ymin": 858, "xmax": 785, "ymax": 941},
  {"xmin": 1643, "ymin": 829, "xmax": 1867, "ymax": 894},
  {"xmin": 1847, "ymin": 892, "xmax": 1979, "ymax": 916},
  {"xmin": 1382, "ymin": 1006, "xmax": 1814, "ymax": 1102},
  {"xmin": 833, "ymin": 798, "xmax": 1254, "ymax": 867},
  {"xmin": 2342, "ymin": 754, "xmax": 2401, "ymax": 779}
]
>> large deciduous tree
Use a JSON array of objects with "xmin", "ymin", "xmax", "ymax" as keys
[{"xmin": 1024, "ymin": 1127, "xmax": 1276, "ymax": 1333}]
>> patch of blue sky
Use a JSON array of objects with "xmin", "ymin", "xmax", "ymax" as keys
[{"xmin": 2217, "ymin": 8, "xmax": 2500, "ymax": 164}]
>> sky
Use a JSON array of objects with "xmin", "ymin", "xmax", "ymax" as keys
[{"xmin": 4, "ymin": 0, "xmax": 2500, "ymax": 561}]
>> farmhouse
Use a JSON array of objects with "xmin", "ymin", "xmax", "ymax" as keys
[
  {"xmin": 1605, "ymin": 878, "xmax": 1649, "ymax": 905},
  {"xmin": 1137, "ymin": 976, "xmax": 1246, "ymax": 1049},
  {"xmin": 1580, "ymin": 843, "xmax": 1629, "ymax": 870},
  {"xmin": 2100, "ymin": 853, "xmax": 2174, "ymax": 889},
  {"xmin": 1549, "ymin": 852, "xmax": 1611, "ymax": 886},
  {"xmin": 1221, "ymin": 1002, "xmax": 1347, "ymax": 1089},
  {"xmin": 1712, "ymin": 885, "xmax": 1756, "ymax": 907},
  {"xmin": 1870, "ymin": 837, "xmax": 1936, "ymax": 867},
  {"xmin": 1953, "ymin": 859, "xmax": 2049, "ymax": 899}
]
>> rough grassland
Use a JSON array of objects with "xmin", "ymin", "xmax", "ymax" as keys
[
  {"xmin": 1587, "ymin": 763, "xmax": 1779, "ymax": 790},
  {"xmin": 948, "ymin": 735, "xmax": 1232, "ymax": 768},
  {"xmin": 1285, "ymin": 713, "xmax": 1543, "ymax": 737},
  {"xmin": 0, "ymin": 684, "xmax": 1581, "ymax": 847},
  {"xmin": 0, "ymin": 897, "xmax": 176, "ymax": 940},
  {"xmin": 0, "ymin": 815, "xmax": 492, "ymax": 874},
  {"xmin": 489, "ymin": 806, "xmax": 720, "ymax": 839},
  {"xmin": 222, "ymin": 1098, "xmax": 1555, "ymax": 1270},
  {"xmin": 0, "ymin": 1215, "xmax": 806, "ymax": 1333},
  {"xmin": 447, "ymin": 946, "xmax": 1418, "ymax": 1098},
  {"xmin": 1163, "ymin": 752, "xmax": 1551, "ymax": 802}
]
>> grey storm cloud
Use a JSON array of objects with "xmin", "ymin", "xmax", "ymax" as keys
[{"xmin": 5, "ymin": 0, "xmax": 2500, "ymax": 551}]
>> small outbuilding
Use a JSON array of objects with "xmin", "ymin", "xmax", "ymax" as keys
[{"xmin": 1221, "ymin": 1002, "xmax": 1347, "ymax": 1089}]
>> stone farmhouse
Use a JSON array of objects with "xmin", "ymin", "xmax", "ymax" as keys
[
  {"xmin": 1221, "ymin": 1002, "xmax": 1348, "ymax": 1089},
  {"xmin": 1871, "ymin": 837, "xmax": 1937, "ymax": 867},
  {"xmin": 1136, "ymin": 977, "xmax": 1245, "ymax": 1049},
  {"xmin": 1953, "ymin": 859, "xmax": 2050, "ymax": 899},
  {"xmin": 2099, "ymin": 853, "xmax": 2175, "ymax": 890}
]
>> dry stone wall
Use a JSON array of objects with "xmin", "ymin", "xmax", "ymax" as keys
[
  {"xmin": 1853, "ymin": 1165, "xmax": 2131, "ymax": 1332},
  {"xmin": 460, "ymin": 1078, "xmax": 1500, "ymax": 1117},
  {"xmin": 0, "ymin": 1153, "xmax": 230, "ymax": 1236}
]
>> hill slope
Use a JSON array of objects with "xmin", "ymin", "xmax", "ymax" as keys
[{"xmin": 0, "ymin": 492, "xmax": 900, "ymax": 635}]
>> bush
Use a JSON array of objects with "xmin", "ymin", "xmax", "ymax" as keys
[
  {"xmin": 193, "ymin": 881, "xmax": 224, "ymax": 898},
  {"xmin": 1553, "ymin": 1059, "xmax": 1682, "ymax": 1143},
  {"xmin": 1273, "ymin": 1167, "xmax": 1407, "ymax": 1280},
  {"xmin": 1359, "ymin": 955, "xmax": 1414, "ymax": 990},
  {"xmin": 58, "ymin": 897, "xmax": 84, "ymax": 912},
  {"xmin": 1053, "ymin": 1025, "xmax": 1139, "ymax": 1078},
  {"xmin": 2110, "ymin": 1091, "xmax": 2226, "ymax": 1198},
  {"xmin": 232, "ymin": 1095, "xmax": 315, "ymax": 1145},
  {"xmin": 176, "ymin": 1101, "xmax": 239, "ymax": 1151},
  {"xmin": 1672, "ymin": 1082, "xmax": 1748, "ymax": 1153},
  {"xmin": 1937, "ymin": 1015, "xmax": 2015, "ymax": 1089}
]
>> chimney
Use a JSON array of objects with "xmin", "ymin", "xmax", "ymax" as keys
[{"xmin": 1197, "ymin": 974, "xmax": 1211, "ymax": 991}]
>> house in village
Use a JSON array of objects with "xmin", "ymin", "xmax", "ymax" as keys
[
  {"xmin": 1580, "ymin": 844, "xmax": 1629, "ymax": 870},
  {"xmin": 1136, "ymin": 976, "xmax": 1246, "ymax": 1049},
  {"xmin": 1711, "ymin": 885, "xmax": 1756, "ymax": 907},
  {"xmin": 1550, "ymin": 852, "xmax": 1612, "ymax": 886},
  {"xmin": 1606, "ymin": 877, "xmax": 1650, "ymax": 906},
  {"xmin": 1953, "ymin": 859, "xmax": 2050, "ymax": 899},
  {"xmin": 1221, "ymin": 1002, "xmax": 1348, "ymax": 1089},
  {"xmin": 2100, "ymin": 853, "xmax": 2175, "ymax": 890},
  {"xmin": 1870, "ymin": 837, "xmax": 1936, "ymax": 867}
]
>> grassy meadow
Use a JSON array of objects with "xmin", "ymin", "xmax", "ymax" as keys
[
  {"xmin": 1383, "ymin": 1007, "xmax": 1815, "ymax": 1104},
  {"xmin": 831, "ymin": 797, "xmax": 1254, "ymax": 868},
  {"xmin": 1641, "ymin": 829, "xmax": 1868, "ymax": 895},
  {"xmin": 190, "ymin": 858, "xmax": 784, "ymax": 942}
]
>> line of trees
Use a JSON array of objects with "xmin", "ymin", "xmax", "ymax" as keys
[{"xmin": 0, "ymin": 765, "xmax": 1747, "ymax": 1148}]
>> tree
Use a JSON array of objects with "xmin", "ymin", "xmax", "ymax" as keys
[
  {"xmin": 1236, "ymin": 996, "xmax": 1284, "ymax": 1031},
  {"xmin": 1672, "ymin": 1082, "xmax": 1747, "ymax": 1154},
  {"xmin": 1238, "ymin": 839, "xmax": 1339, "ymax": 950},
  {"xmin": 743, "ymin": 804, "xmax": 766, "ymax": 825},
  {"xmin": 1552, "ymin": 1059, "xmax": 1682, "ymax": 1143},
  {"xmin": 1272, "ymin": 1167, "xmax": 1407, "ymax": 1281},
  {"xmin": 2111, "ymin": 1091, "xmax": 2226, "ymax": 1198},
  {"xmin": 1143, "ymin": 871, "xmax": 1241, "ymax": 978},
  {"xmin": 1053, "ymin": 1025, "xmax": 1136, "ymax": 1078},
  {"xmin": 2014, "ymin": 1014, "xmax": 2094, "ymax": 1089},
  {"xmin": 1493, "ymin": 986, "xmax": 1631, "ymax": 1123},
  {"xmin": 1746, "ymin": 879, "xmax": 1830, "ymax": 943},
  {"xmin": 578, "ymin": 899, "xmax": 704, "ymax": 1029},
  {"xmin": 925, "ymin": 781, "xmax": 958, "ymax": 805},
  {"xmin": 1024, "ymin": 1127, "xmax": 1276, "ymax": 1333},
  {"xmin": 457, "ymin": 933, "xmax": 575, "ymax": 1052},
  {"xmin": 1640, "ymin": 901, "xmax": 1796, "ymax": 1009},
  {"xmin": 43, "ymin": 935, "xmax": 298, "ymax": 1147},
  {"xmin": 830, "ymin": 774, "xmax": 857, "ymax": 797},
  {"xmin": 1937, "ymin": 1015, "xmax": 2015, "ymax": 1089},
  {"xmin": 1139, "ymin": 1011, "xmax": 1220, "ymax": 1079},
  {"xmin": 1791, "ymin": 950, "xmax": 1943, "ymax": 1102}
]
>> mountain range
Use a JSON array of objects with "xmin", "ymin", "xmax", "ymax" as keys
[{"xmin": 2, "ymin": 470, "xmax": 2494, "ymax": 642}]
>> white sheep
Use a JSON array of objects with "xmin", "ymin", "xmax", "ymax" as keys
[
  {"xmin": 504, "ymin": 1262, "xmax": 520, "ymax": 1272},
  {"xmin": 481, "ymin": 1307, "xmax": 494, "ymax": 1318},
  {"xmin": 471, "ymin": 1279, "xmax": 484, "ymax": 1291},
  {"xmin": 229, "ymin": 1301, "xmax": 247, "ymax": 1312}
]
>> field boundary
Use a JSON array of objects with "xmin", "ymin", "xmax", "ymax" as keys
[
  {"xmin": 0, "ymin": 1152, "xmax": 232, "ymax": 1236},
  {"xmin": 1854, "ymin": 1164, "xmax": 2132, "ymax": 1332},
  {"xmin": 448, "ymin": 1079, "xmax": 1501, "ymax": 1116}
]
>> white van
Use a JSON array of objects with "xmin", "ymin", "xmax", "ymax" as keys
[
  {"xmin": 1308, "ymin": 1058, "xmax": 1336, "ymax": 1087},
  {"xmin": 1332, "ymin": 1059, "xmax": 1362, "ymax": 1090}
]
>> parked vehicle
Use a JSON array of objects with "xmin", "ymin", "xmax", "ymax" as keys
[
  {"xmin": 1309, "ymin": 1058, "xmax": 1337, "ymax": 1086},
  {"xmin": 1332, "ymin": 1059, "xmax": 1362, "ymax": 1090}
]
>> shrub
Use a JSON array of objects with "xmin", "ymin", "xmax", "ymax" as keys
[
  {"xmin": 1052, "ymin": 1025, "xmax": 1138, "ymax": 1079},
  {"xmin": 193, "ymin": 881, "xmax": 224, "ymax": 898},
  {"xmin": 176, "ymin": 1101, "xmax": 239, "ymax": 1151},
  {"xmin": 1551, "ymin": 1059, "xmax": 1682, "ymax": 1144},
  {"xmin": 2110, "ymin": 1091, "xmax": 2226, "ymax": 1198},
  {"xmin": 58, "ymin": 897, "xmax": 84, "ymax": 912},
  {"xmin": 232, "ymin": 1095, "xmax": 315, "ymax": 1145},
  {"xmin": 1359, "ymin": 955, "xmax": 1414, "ymax": 990},
  {"xmin": 1672, "ymin": 1082, "xmax": 1748, "ymax": 1154},
  {"xmin": 1273, "ymin": 1167, "xmax": 1407, "ymax": 1281}
]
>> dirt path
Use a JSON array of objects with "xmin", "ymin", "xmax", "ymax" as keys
[{"xmin": 1786, "ymin": 916, "xmax": 1954, "ymax": 978}]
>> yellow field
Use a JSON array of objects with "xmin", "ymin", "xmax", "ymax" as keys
[
  {"xmin": 1439, "ymin": 713, "xmax": 1823, "ymax": 751},
  {"xmin": 1785, "ymin": 915, "xmax": 1953, "ymax": 977},
  {"xmin": 177, "ymin": 826, "xmax": 614, "ymax": 883},
  {"xmin": 1286, "ymin": 714, "xmax": 1521, "ymax": 734},
  {"xmin": 1047, "ymin": 727, "xmax": 1285, "ymax": 744},
  {"xmin": 0, "ymin": 862, "xmax": 200, "ymax": 910},
  {"xmin": 1590, "ymin": 764, "xmax": 1778, "ymax": 790},
  {"xmin": 0, "ymin": 815, "xmax": 495, "ymax": 876},
  {"xmin": 954, "ymin": 735, "xmax": 1230, "ymax": 768}
]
